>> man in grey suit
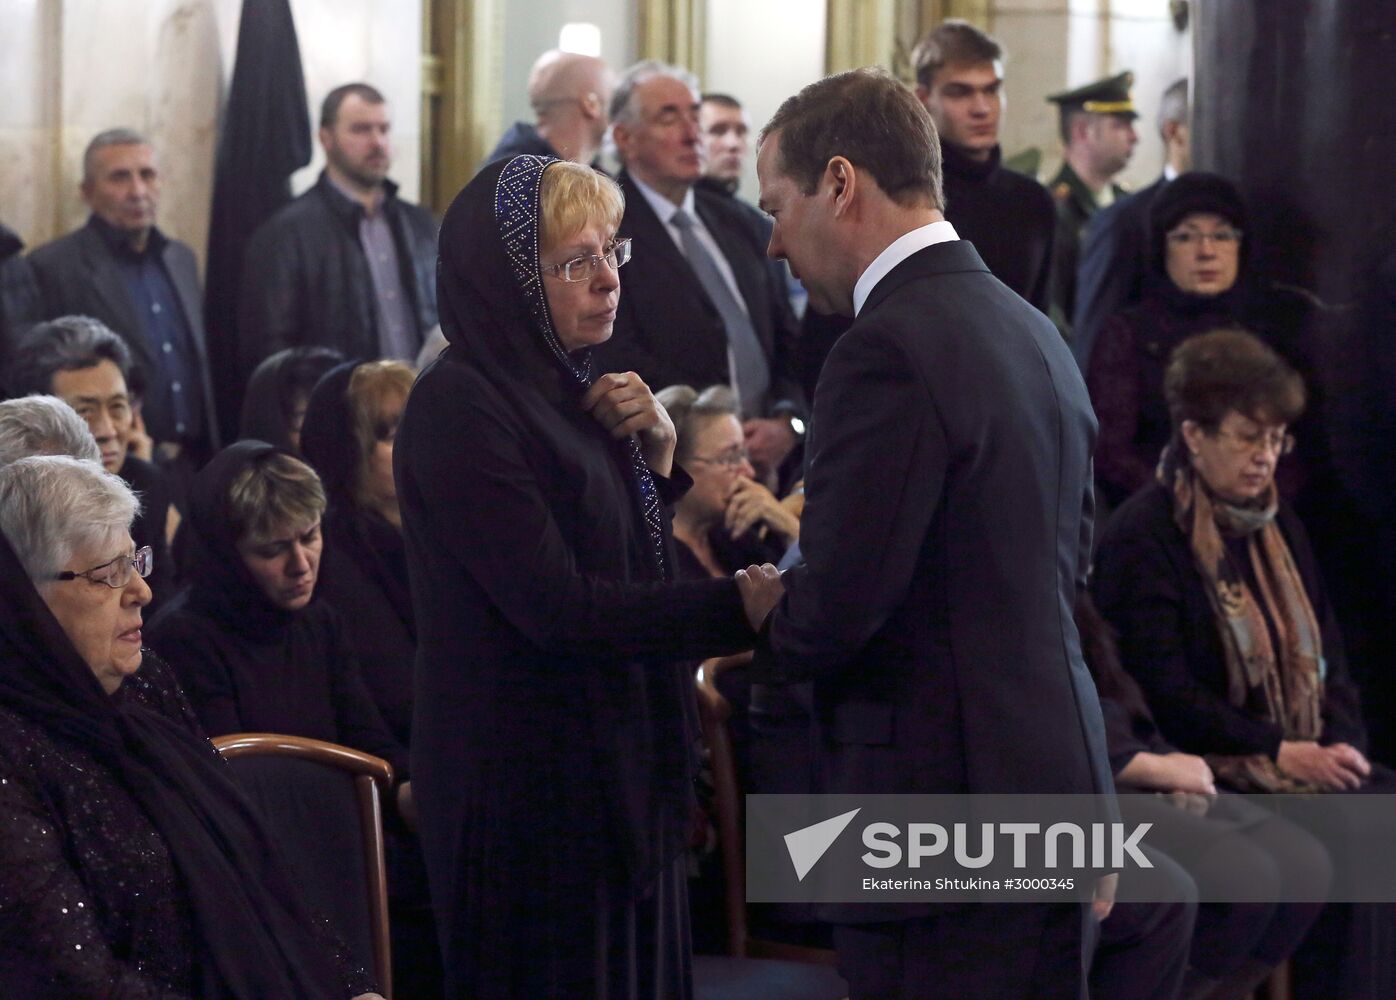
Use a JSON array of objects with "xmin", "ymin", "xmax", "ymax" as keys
[
  {"xmin": 27, "ymin": 129, "xmax": 219, "ymax": 463},
  {"xmin": 750, "ymin": 69, "xmax": 1117, "ymax": 998}
]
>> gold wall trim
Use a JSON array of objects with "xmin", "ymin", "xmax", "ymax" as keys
[
  {"xmin": 638, "ymin": 0, "xmax": 707, "ymax": 80},
  {"xmin": 421, "ymin": 0, "xmax": 504, "ymax": 214},
  {"xmin": 826, "ymin": 0, "xmax": 898, "ymax": 75}
]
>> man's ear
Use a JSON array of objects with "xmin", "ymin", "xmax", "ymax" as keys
[
  {"xmin": 317, "ymin": 125, "xmax": 334, "ymax": 152},
  {"xmin": 826, "ymin": 156, "xmax": 857, "ymax": 217}
]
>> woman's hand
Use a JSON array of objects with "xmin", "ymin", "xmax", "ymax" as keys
[
  {"xmin": 725, "ymin": 478, "xmax": 800, "ymax": 543},
  {"xmin": 127, "ymin": 407, "xmax": 154, "ymax": 463},
  {"xmin": 581, "ymin": 372, "xmax": 676, "ymax": 477},
  {"xmin": 1117, "ymin": 750, "xmax": 1216, "ymax": 797},
  {"xmin": 1277, "ymin": 740, "xmax": 1369, "ymax": 790},
  {"xmin": 734, "ymin": 563, "xmax": 783, "ymax": 631}
]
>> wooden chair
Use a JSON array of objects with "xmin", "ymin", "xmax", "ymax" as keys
[
  {"xmin": 692, "ymin": 655, "xmax": 848, "ymax": 1000},
  {"xmin": 213, "ymin": 733, "xmax": 394, "ymax": 998}
]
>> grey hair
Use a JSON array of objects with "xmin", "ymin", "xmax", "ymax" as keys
[
  {"xmin": 0, "ymin": 396, "xmax": 102, "ymax": 467},
  {"xmin": 83, "ymin": 128, "xmax": 151, "ymax": 183},
  {"xmin": 655, "ymin": 383, "xmax": 738, "ymax": 464},
  {"xmin": 0, "ymin": 455, "xmax": 139, "ymax": 582},
  {"xmin": 609, "ymin": 59, "xmax": 701, "ymax": 128},
  {"xmin": 7, "ymin": 315, "xmax": 132, "ymax": 398},
  {"xmin": 1157, "ymin": 78, "xmax": 1188, "ymax": 135}
]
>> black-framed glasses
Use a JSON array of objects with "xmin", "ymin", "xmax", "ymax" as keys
[
  {"xmin": 542, "ymin": 239, "xmax": 633, "ymax": 283},
  {"xmin": 1213, "ymin": 428, "xmax": 1295, "ymax": 456},
  {"xmin": 689, "ymin": 447, "xmax": 750, "ymax": 469},
  {"xmin": 52, "ymin": 546, "xmax": 153, "ymax": 589},
  {"xmin": 1166, "ymin": 227, "xmax": 1243, "ymax": 248}
]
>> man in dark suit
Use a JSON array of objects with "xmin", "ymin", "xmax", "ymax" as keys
[
  {"xmin": 27, "ymin": 129, "xmax": 220, "ymax": 463},
  {"xmin": 1072, "ymin": 77, "xmax": 1190, "ymax": 371},
  {"xmin": 750, "ymin": 69, "xmax": 1117, "ymax": 998},
  {"xmin": 596, "ymin": 61, "xmax": 804, "ymax": 480}
]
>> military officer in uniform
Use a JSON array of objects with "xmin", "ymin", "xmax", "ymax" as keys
[{"xmin": 1046, "ymin": 71, "xmax": 1138, "ymax": 340}]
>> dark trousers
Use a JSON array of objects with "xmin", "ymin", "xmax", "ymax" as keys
[
  {"xmin": 833, "ymin": 903, "xmax": 1085, "ymax": 1000},
  {"xmin": 1088, "ymin": 847, "xmax": 1196, "ymax": 1000}
]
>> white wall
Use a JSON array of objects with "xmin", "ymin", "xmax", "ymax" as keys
[
  {"xmin": 0, "ymin": 0, "xmax": 422, "ymax": 271},
  {"xmin": 704, "ymin": 0, "xmax": 827, "ymax": 201}
]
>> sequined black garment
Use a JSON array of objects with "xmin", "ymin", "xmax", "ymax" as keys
[{"xmin": 0, "ymin": 654, "xmax": 375, "ymax": 998}]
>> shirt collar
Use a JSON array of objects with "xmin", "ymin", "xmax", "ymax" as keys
[
  {"xmin": 1163, "ymin": 163, "xmax": 1180, "ymax": 182},
  {"xmin": 88, "ymin": 213, "xmax": 167, "ymax": 260},
  {"xmin": 629, "ymin": 171, "xmax": 696, "ymax": 227},
  {"xmin": 852, "ymin": 219, "xmax": 959, "ymax": 316}
]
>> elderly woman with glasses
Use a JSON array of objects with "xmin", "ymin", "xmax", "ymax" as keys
[
  {"xmin": 395, "ymin": 156, "xmax": 780, "ymax": 998},
  {"xmin": 657, "ymin": 383, "xmax": 797, "ymax": 581},
  {"xmin": 1087, "ymin": 173, "xmax": 1259, "ymax": 508},
  {"xmin": 0, "ymin": 455, "xmax": 383, "ymax": 998}
]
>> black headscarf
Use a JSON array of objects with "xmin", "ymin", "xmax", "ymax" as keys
[
  {"xmin": 0, "ymin": 510, "xmax": 346, "ymax": 996},
  {"xmin": 238, "ymin": 346, "xmax": 344, "ymax": 451},
  {"xmin": 438, "ymin": 154, "xmax": 670, "ymax": 578},
  {"xmin": 1145, "ymin": 171, "xmax": 1251, "ymax": 317},
  {"xmin": 184, "ymin": 439, "xmax": 302, "ymax": 637},
  {"xmin": 299, "ymin": 361, "xmax": 415, "ymax": 634}
]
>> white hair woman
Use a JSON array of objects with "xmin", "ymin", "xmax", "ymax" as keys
[
  {"xmin": 0, "ymin": 394, "xmax": 102, "ymax": 467},
  {"xmin": 0, "ymin": 455, "xmax": 383, "ymax": 998}
]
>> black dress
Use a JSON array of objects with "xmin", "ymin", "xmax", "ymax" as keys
[
  {"xmin": 395, "ymin": 154, "xmax": 755, "ymax": 998},
  {"xmin": 0, "ymin": 526, "xmax": 373, "ymax": 999}
]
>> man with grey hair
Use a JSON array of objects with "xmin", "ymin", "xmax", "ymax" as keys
[
  {"xmin": 0, "ymin": 395, "xmax": 102, "ymax": 467},
  {"xmin": 596, "ymin": 60, "xmax": 805, "ymax": 482},
  {"xmin": 484, "ymin": 50, "xmax": 615, "ymax": 166},
  {"xmin": 1073, "ymin": 77, "xmax": 1191, "ymax": 370},
  {"xmin": 27, "ymin": 129, "xmax": 219, "ymax": 464},
  {"xmin": 7, "ymin": 315, "xmax": 176, "ymax": 612}
]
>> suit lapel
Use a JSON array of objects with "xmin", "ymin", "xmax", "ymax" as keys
[
  {"xmin": 617, "ymin": 172, "xmax": 713, "ymax": 306},
  {"xmin": 76, "ymin": 226, "xmax": 151, "ymax": 368},
  {"xmin": 161, "ymin": 244, "xmax": 208, "ymax": 361},
  {"xmin": 696, "ymin": 198, "xmax": 770, "ymax": 349}
]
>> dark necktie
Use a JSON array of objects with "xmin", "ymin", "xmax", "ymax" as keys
[{"xmin": 670, "ymin": 207, "xmax": 770, "ymax": 415}]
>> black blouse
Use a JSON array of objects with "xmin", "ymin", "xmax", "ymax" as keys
[{"xmin": 0, "ymin": 654, "xmax": 373, "ymax": 998}]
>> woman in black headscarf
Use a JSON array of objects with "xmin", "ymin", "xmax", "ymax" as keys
[
  {"xmin": 394, "ymin": 156, "xmax": 780, "ymax": 998},
  {"xmin": 238, "ymin": 346, "xmax": 345, "ymax": 453},
  {"xmin": 146, "ymin": 441, "xmax": 408, "ymax": 790},
  {"xmin": 300, "ymin": 359, "xmax": 416, "ymax": 746},
  {"xmin": 0, "ymin": 454, "xmax": 380, "ymax": 998}
]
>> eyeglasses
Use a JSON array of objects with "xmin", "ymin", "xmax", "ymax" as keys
[
  {"xmin": 1212, "ymin": 427, "xmax": 1295, "ymax": 456},
  {"xmin": 689, "ymin": 447, "xmax": 750, "ymax": 469},
  {"xmin": 541, "ymin": 239, "xmax": 633, "ymax": 283},
  {"xmin": 1166, "ymin": 227, "xmax": 1243, "ymax": 248},
  {"xmin": 52, "ymin": 546, "xmax": 154, "ymax": 589}
]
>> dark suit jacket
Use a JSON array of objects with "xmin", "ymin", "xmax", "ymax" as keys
[
  {"xmin": 1072, "ymin": 175, "xmax": 1168, "ymax": 371},
  {"xmin": 27, "ymin": 221, "xmax": 220, "ymax": 452},
  {"xmin": 754, "ymin": 239, "xmax": 1115, "ymax": 922},
  {"xmin": 594, "ymin": 171, "xmax": 803, "ymax": 416}
]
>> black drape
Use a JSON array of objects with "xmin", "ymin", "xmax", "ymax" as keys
[{"xmin": 204, "ymin": 0, "xmax": 311, "ymax": 435}]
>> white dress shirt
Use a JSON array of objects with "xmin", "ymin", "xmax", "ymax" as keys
[{"xmin": 852, "ymin": 220, "xmax": 960, "ymax": 317}]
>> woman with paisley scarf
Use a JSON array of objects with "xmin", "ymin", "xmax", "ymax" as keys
[
  {"xmin": 394, "ymin": 156, "xmax": 781, "ymax": 998},
  {"xmin": 1093, "ymin": 327, "xmax": 1396, "ymax": 997}
]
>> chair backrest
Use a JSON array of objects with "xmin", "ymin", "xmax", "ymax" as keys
[
  {"xmin": 213, "ymin": 733, "xmax": 394, "ymax": 998},
  {"xmin": 695, "ymin": 656, "xmax": 839, "ymax": 967}
]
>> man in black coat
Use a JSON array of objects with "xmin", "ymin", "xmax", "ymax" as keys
[
  {"xmin": 483, "ymin": 50, "xmax": 614, "ymax": 168},
  {"xmin": 0, "ymin": 223, "xmax": 39, "ymax": 362},
  {"xmin": 1073, "ymin": 77, "xmax": 1190, "ymax": 371},
  {"xmin": 237, "ymin": 84, "xmax": 437, "ymax": 386},
  {"xmin": 595, "ymin": 61, "xmax": 805, "ymax": 480},
  {"xmin": 751, "ymin": 69, "xmax": 1117, "ymax": 997},
  {"xmin": 27, "ymin": 131, "xmax": 220, "ymax": 463}
]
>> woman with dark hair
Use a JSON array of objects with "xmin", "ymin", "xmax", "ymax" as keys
[
  {"xmin": 394, "ymin": 155, "xmax": 780, "ymax": 998},
  {"xmin": 1093, "ymin": 327, "xmax": 1395, "ymax": 998},
  {"xmin": 238, "ymin": 346, "xmax": 344, "ymax": 453},
  {"xmin": 0, "ymin": 455, "xmax": 381, "ymax": 999},
  {"xmin": 1087, "ymin": 173, "xmax": 1251, "ymax": 507}
]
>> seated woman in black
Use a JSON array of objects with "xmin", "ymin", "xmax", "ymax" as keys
[
  {"xmin": 658, "ymin": 383, "xmax": 797, "ymax": 581},
  {"xmin": 0, "ymin": 454, "xmax": 381, "ymax": 998},
  {"xmin": 238, "ymin": 345, "xmax": 345, "ymax": 454},
  {"xmin": 299, "ymin": 359, "xmax": 415, "ymax": 747},
  {"xmin": 1077, "ymin": 592, "xmax": 1327, "ymax": 999},
  {"xmin": 147, "ymin": 441, "xmax": 410, "ymax": 803},
  {"xmin": 298, "ymin": 360, "xmax": 443, "ymax": 997},
  {"xmin": 1093, "ymin": 327, "xmax": 1394, "ymax": 997}
]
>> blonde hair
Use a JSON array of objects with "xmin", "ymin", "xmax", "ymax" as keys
[
  {"xmin": 539, "ymin": 161, "xmax": 624, "ymax": 252},
  {"xmin": 228, "ymin": 452, "xmax": 327, "ymax": 544},
  {"xmin": 346, "ymin": 360, "xmax": 414, "ymax": 503}
]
